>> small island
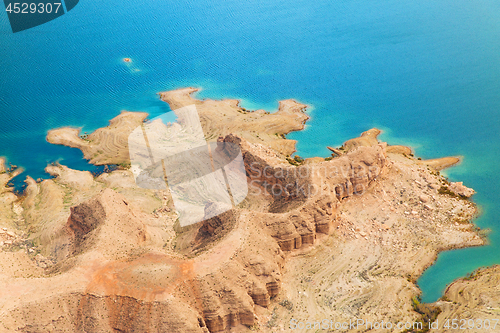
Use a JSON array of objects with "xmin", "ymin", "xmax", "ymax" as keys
[{"xmin": 0, "ymin": 88, "xmax": 496, "ymax": 332}]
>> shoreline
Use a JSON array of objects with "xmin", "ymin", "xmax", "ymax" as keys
[
  {"xmin": 1, "ymin": 88, "xmax": 493, "ymax": 332},
  {"xmin": 42, "ymin": 94, "xmax": 489, "ymax": 308}
]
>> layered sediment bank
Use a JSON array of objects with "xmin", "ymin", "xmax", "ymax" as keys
[{"xmin": 0, "ymin": 88, "xmax": 491, "ymax": 332}]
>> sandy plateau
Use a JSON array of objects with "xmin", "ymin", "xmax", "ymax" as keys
[{"xmin": 0, "ymin": 88, "xmax": 494, "ymax": 332}]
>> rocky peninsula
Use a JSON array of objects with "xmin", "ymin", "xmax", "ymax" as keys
[{"xmin": 0, "ymin": 88, "xmax": 493, "ymax": 332}]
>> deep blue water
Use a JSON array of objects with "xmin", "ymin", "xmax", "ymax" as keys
[{"xmin": 1, "ymin": 0, "xmax": 500, "ymax": 303}]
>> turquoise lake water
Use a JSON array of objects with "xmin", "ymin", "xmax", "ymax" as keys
[{"xmin": 1, "ymin": 0, "xmax": 500, "ymax": 303}]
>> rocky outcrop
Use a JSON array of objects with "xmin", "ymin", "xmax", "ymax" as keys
[
  {"xmin": 258, "ymin": 195, "xmax": 337, "ymax": 251},
  {"xmin": 66, "ymin": 189, "xmax": 151, "ymax": 258},
  {"xmin": 6, "ymin": 293, "xmax": 209, "ymax": 333},
  {"xmin": 45, "ymin": 164, "xmax": 94, "ymax": 190},
  {"xmin": 343, "ymin": 128, "xmax": 381, "ymax": 152},
  {"xmin": 66, "ymin": 196, "xmax": 107, "ymax": 253},
  {"xmin": 198, "ymin": 202, "xmax": 235, "ymax": 237},
  {"xmin": 227, "ymin": 132, "xmax": 386, "ymax": 203},
  {"xmin": 217, "ymin": 133, "xmax": 387, "ymax": 252},
  {"xmin": 449, "ymin": 181, "xmax": 476, "ymax": 198}
]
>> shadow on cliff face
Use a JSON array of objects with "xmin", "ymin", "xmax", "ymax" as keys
[
  {"xmin": 172, "ymin": 203, "xmax": 239, "ymax": 257},
  {"xmin": 268, "ymin": 197, "xmax": 308, "ymax": 214}
]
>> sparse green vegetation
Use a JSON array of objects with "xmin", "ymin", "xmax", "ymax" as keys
[
  {"xmin": 79, "ymin": 132, "xmax": 90, "ymax": 141},
  {"xmin": 117, "ymin": 162, "xmax": 131, "ymax": 169},
  {"xmin": 438, "ymin": 185, "xmax": 466, "ymax": 199},
  {"xmin": 266, "ymin": 307, "xmax": 278, "ymax": 328},
  {"xmin": 463, "ymin": 268, "xmax": 483, "ymax": 281},
  {"xmin": 404, "ymin": 296, "xmax": 442, "ymax": 333},
  {"xmin": 286, "ymin": 155, "xmax": 304, "ymax": 166},
  {"xmin": 286, "ymin": 157, "xmax": 299, "ymax": 166},
  {"xmin": 279, "ymin": 299, "xmax": 293, "ymax": 311}
]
